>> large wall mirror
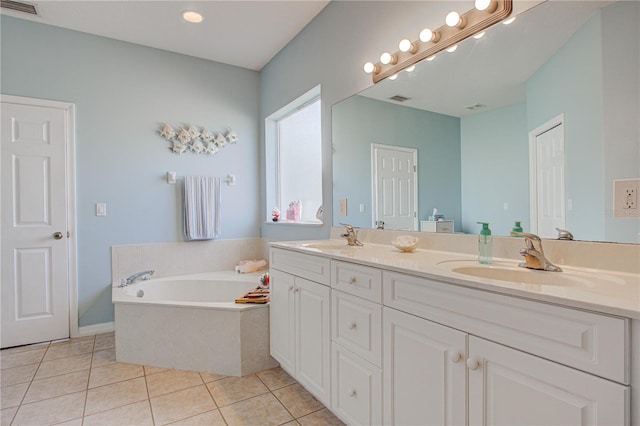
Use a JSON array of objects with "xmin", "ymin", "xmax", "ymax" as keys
[{"xmin": 332, "ymin": 0, "xmax": 639, "ymax": 244}]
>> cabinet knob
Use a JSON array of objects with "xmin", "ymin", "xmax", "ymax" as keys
[
  {"xmin": 348, "ymin": 276, "xmax": 357, "ymax": 285},
  {"xmin": 466, "ymin": 358, "xmax": 481, "ymax": 371},
  {"xmin": 288, "ymin": 286, "xmax": 294, "ymax": 292},
  {"xmin": 347, "ymin": 320, "xmax": 357, "ymax": 330},
  {"xmin": 293, "ymin": 287, "xmax": 299, "ymax": 293},
  {"xmin": 348, "ymin": 388, "xmax": 357, "ymax": 397},
  {"xmin": 449, "ymin": 351, "xmax": 462, "ymax": 363}
]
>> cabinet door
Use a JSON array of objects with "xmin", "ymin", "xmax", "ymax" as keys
[
  {"xmin": 269, "ymin": 270, "xmax": 296, "ymax": 375},
  {"xmin": 296, "ymin": 277, "xmax": 331, "ymax": 405},
  {"xmin": 468, "ymin": 336, "xmax": 630, "ymax": 426},
  {"xmin": 383, "ymin": 307, "xmax": 467, "ymax": 426}
]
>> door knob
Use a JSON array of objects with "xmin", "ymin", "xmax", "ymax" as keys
[
  {"xmin": 466, "ymin": 358, "xmax": 481, "ymax": 371},
  {"xmin": 53, "ymin": 232, "xmax": 64, "ymax": 240}
]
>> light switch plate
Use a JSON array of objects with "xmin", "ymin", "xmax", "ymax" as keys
[
  {"xmin": 339, "ymin": 198, "xmax": 348, "ymax": 216},
  {"xmin": 613, "ymin": 178, "xmax": 640, "ymax": 218},
  {"xmin": 96, "ymin": 203, "xmax": 107, "ymax": 217}
]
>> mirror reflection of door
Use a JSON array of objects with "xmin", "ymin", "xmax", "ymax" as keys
[
  {"xmin": 529, "ymin": 115, "xmax": 566, "ymax": 238},
  {"xmin": 371, "ymin": 144, "xmax": 418, "ymax": 231}
]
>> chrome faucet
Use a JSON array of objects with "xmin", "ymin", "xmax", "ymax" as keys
[
  {"xmin": 556, "ymin": 228, "xmax": 574, "ymax": 241},
  {"xmin": 339, "ymin": 223, "xmax": 363, "ymax": 246},
  {"xmin": 118, "ymin": 270, "xmax": 155, "ymax": 287},
  {"xmin": 510, "ymin": 232, "xmax": 562, "ymax": 272}
]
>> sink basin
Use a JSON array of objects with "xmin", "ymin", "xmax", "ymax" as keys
[
  {"xmin": 437, "ymin": 260, "xmax": 620, "ymax": 288},
  {"xmin": 300, "ymin": 241, "xmax": 362, "ymax": 250}
]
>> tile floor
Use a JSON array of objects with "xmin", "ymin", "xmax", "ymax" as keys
[{"xmin": 0, "ymin": 333, "xmax": 345, "ymax": 426}]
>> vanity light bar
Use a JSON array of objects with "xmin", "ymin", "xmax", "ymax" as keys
[{"xmin": 365, "ymin": 0, "xmax": 512, "ymax": 83}]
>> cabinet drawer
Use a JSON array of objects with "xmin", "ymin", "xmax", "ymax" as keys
[
  {"xmin": 383, "ymin": 271, "xmax": 630, "ymax": 384},
  {"xmin": 331, "ymin": 343, "xmax": 382, "ymax": 426},
  {"xmin": 331, "ymin": 260, "xmax": 382, "ymax": 302},
  {"xmin": 332, "ymin": 290, "xmax": 382, "ymax": 367},
  {"xmin": 270, "ymin": 248, "xmax": 330, "ymax": 285}
]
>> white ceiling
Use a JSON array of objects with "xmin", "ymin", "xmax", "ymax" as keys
[{"xmin": 0, "ymin": 0, "xmax": 330, "ymax": 71}]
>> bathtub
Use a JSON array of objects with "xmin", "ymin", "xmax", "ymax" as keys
[{"xmin": 113, "ymin": 271, "xmax": 278, "ymax": 377}]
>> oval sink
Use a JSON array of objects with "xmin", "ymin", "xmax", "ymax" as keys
[{"xmin": 301, "ymin": 241, "xmax": 362, "ymax": 250}]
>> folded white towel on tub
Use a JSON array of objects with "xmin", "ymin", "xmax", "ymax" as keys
[{"xmin": 184, "ymin": 176, "xmax": 220, "ymax": 240}]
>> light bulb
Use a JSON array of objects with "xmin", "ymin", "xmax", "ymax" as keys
[
  {"xmin": 446, "ymin": 11, "xmax": 464, "ymax": 28},
  {"xmin": 363, "ymin": 62, "xmax": 378, "ymax": 74},
  {"xmin": 400, "ymin": 39, "xmax": 418, "ymax": 54},
  {"xmin": 388, "ymin": 74, "xmax": 398, "ymax": 80},
  {"xmin": 475, "ymin": 0, "xmax": 497, "ymax": 12},
  {"xmin": 503, "ymin": 16, "xmax": 516, "ymax": 25},
  {"xmin": 419, "ymin": 28, "xmax": 434, "ymax": 42},
  {"xmin": 380, "ymin": 52, "xmax": 396, "ymax": 65},
  {"xmin": 473, "ymin": 31, "xmax": 486, "ymax": 39},
  {"xmin": 406, "ymin": 65, "xmax": 416, "ymax": 72},
  {"xmin": 182, "ymin": 10, "xmax": 204, "ymax": 23},
  {"xmin": 446, "ymin": 44, "xmax": 458, "ymax": 53},
  {"xmin": 426, "ymin": 55, "xmax": 436, "ymax": 61}
]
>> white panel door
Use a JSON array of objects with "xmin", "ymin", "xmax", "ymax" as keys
[
  {"xmin": 269, "ymin": 270, "xmax": 296, "ymax": 374},
  {"xmin": 530, "ymin": 117, "xmax": 565, "ymax": 238},
  {"xmin": 372, "ymin": 144, "xmax": 418, "ymax": 231},
  {"xmin": 468, "ymin": 336, "xmax": 629, "ymax": 426},
  {"xmin": 1, "ymin": 101, "xmax": 69, "ymax": 348},
  {"xmin": 383, "ymin": 307, "xmax": 467, "ymax": 426},
  {"xmin": 296, "ymin": 277, "xmax": 331, "ymax": 405}
]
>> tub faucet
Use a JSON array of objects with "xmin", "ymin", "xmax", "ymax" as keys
[
  {"xmin": 118, "ymin": 270, "xmax": 155, "ymax": 287},
  {"xmin": 510, "ymin": 232, "xmax": 562, "ymax": 272},
  {"xmin": 556, "ymin": 227, "xmax": 574, "ymax": 240},
  {"xmin": 339, "ymin": 223, "xmax": 363, "ymax": 246}
]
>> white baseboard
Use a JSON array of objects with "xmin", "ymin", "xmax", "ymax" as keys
[{"xmin": 77, "ymin": 321, "xmax": 114, "ymax": 337}]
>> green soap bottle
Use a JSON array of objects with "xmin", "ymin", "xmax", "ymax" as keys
[
  {"xmin": 477, "ymin": 222, "xmax": 492, "ymax": 264},
  {"xmin": 512, "ymin": 221, "xmax": 523, "ymax": 234}
]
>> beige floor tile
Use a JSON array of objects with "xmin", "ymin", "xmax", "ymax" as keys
[
  {"xmin": 0, "ymin": 363, "xmax": 38, "ymax": 387},
  {"xmin": 199, "ymin": 371, "xmax": 227, "ymax": 383},
  {"xmin": 91, "ymin": 348, "xmax": 116, "ymax": 368},
  {"xmin": 146, "ymin": 369, "xmax": 203, "ymax": 398},
  {"xmin": 52, "ymin": 417, "xmax": 83, "ymax": 426},
  {"xmin": 0, "ymin": 342, "xmax": 49, "ymax": 356},
  {"xmin": 282, "ymin": 421, "xmax": 301, "ymax": 426},
  {"xmin": 44, "ymin": 340, "xmax": 95, "ymax": 361},
  {"xmin": 257, "ymin": 367, "xmax": 296, "ymax": 390},
  {"xmin": 89, "ymin": 362, "xmax": 144, "ymax": 388},
  {"xmin": 0, "ymin": 382, "xmax": 28, "ymax": 409},
  {"xmin": 23, "ymin": 369, "xmax": 89, "ymax": 404},
  {"xmin": 0, "ymin": 348, "xmax": 46, "ymax": 370},
  {"xmin": 1, "ymin": 406, "xmax": 18, "ymax": 426},
  {"xmin": 34, "ymin": 353, "xmax": 92, "ymax": 380},
  {"xmin": 144, "ymin": 365, "xmax": 169, "ymax": 376},
  {"xmin": 207, "ymin": 374, "xmax": 269, "ymax": 407},
  {"xmin": 168, "ymin": 409, "xmax": 226, "ymax": 425},
  {"xmin": 12, "ymin": 391, "xmax": 86, "ymax": 426},
  {"xmin": 50, "ymin": 335, "xmax": 95, "ymax": 346},
  {"xmin": 219, "ymin": 393, "xmax": 293, "ymax": 426},
  {"xmin": 297, "ymin": 408, "xmax": 345, "ymax": 426},
  {"xmin": 150, "ymin": 385, "xmax": 216, "ymax": 425},
  {"xmin": 85, "ymin": 377, "xmax": 147, "ymax": 415},
  {"xmin": 83, "ymin": 400, "xmax": 154, "ymax": 426},
  {"xmin": 94, "ymin": 334, "xmax": 115, "ymax": 351},
  {"xmin": 273, "ymin": 383, "xmax": 324, "ymax": 418}
]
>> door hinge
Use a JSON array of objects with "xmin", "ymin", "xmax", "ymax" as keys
[
  {"xmin": 414, "ymin": 212, "xmax": 417, "ymax": 218},
  {"xmin": 67, "ymin": 231, "xmax": 70, "ymax": 238}
]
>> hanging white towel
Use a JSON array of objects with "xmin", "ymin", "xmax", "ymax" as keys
[{"xmin": 183, "ymin": 176, "xmax": 220, "ymax": 240}]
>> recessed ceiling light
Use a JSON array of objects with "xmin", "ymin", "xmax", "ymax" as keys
[{"xmin": 182, "ymin": 10, "xmax": 203, "ymax": 24}]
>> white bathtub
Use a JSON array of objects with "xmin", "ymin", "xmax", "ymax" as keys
[{"xmin": 113, "ymin": 271, "xmax": 278, "ymax": 377}]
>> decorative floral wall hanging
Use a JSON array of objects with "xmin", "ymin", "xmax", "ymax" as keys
[{"xmin": 159, "ymin": 123, "xmax": 238, "ymax": 155}]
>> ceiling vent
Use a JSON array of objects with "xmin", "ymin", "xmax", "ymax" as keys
[
  {"xmin": 389, "ymin": 95, "xmax": 410, "ymax": 102},
  {"xmin": 1, "ymin": 0, "xmax": 38, "ymax": 15}
]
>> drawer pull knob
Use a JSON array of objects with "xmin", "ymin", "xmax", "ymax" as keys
[
  {"xmin": 288, "ymin": 286, "xmax": 294, "ymax": 292},
  {"xmin": 449, "ymin": 352, "xmax": 462, "ymax": 363},
  {"xmin": 293, "ymin": 287, "xmax": 299, "ymax": 293},
  {"xmin": 348, "ymin": 388, "xmax": 357, "ymax": 397},
  {"xmin": 348, "ymin": 276, "xmax": 357, "ymax": 284},
  {"xmin": 466, "ymin": 358, "xmax": 481, "ymax": 371},
  {"xmin": 347, "ymin": 321, "xmax": 357, "ymax": 330}
]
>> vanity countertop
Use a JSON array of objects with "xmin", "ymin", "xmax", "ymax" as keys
[{"xmin": 270, "ymin": 240, "xmax": 640, "ymax": 320}]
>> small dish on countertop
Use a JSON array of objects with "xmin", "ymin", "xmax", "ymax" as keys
[{"xmin": 392, "ymin": 235, "xmax": 418, "ymax": 252}]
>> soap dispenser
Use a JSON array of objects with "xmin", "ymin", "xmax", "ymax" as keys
[
  {"xmin": 512, "ymin": 221, "xmax": 523, "ymax": 234},
  {"xmin": 477, "ymin": 222, "xmax": 493, "ymax": 264}
]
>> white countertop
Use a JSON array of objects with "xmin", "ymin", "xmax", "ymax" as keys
[{"xmin": 270, "ymin": 240, "xmax": 640, "ymax": 320}]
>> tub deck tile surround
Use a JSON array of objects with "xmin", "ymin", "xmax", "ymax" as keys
[{"xmin": 1, "ymin": 333, "xmax": 345, "ymax": 426}]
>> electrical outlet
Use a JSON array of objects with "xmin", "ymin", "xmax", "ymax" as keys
[{"xmin": 613, "ymin": 179, "xmax": 640, "ymax": 218}]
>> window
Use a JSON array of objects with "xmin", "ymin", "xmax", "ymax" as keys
[{"xmin": 265, "ymin": 85, "xmax": 322, "ymax": 224}]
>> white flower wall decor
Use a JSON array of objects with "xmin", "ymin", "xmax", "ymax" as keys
[{"xmin": 159, "ymin": 123, "xmax": 239, "ymax": 155}]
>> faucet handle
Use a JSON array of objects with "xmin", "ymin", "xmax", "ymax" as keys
[
  {"xmin": 556, "ymin": 228, "xmax": 574, "ymax": 240},
  {"xmin": 510, "ymin": 231, "xmax": 541, "ymax": 241}
]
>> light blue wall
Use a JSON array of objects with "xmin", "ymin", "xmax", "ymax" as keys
[
  {"xmin": 526, "ymin": 11, "xmax": 605, "ymax": 242},
  {"xmin": 461, "ymin": 103, "xmax": 529, "ymax": 237},
  {"xmin": 333, "ymin": 95, "xmax": 461, "ymax": 229},
  {"xmin": 1, "ymin": 16, "xmax": 260, "ymax": 326}
]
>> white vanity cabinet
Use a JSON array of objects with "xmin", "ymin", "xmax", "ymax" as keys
[{"xmin": 269, "ymin": 249, "xmax": 331, "ymax": 405}]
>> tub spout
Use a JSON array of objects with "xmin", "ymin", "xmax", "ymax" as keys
[{"xmin": 118, "ymin": 270, "xmax": 155, "ymax": 287}]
